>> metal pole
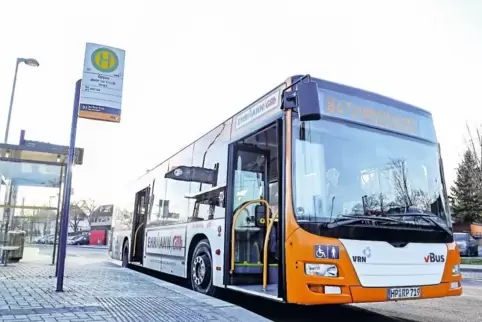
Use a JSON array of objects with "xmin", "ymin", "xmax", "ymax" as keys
[
  {"xmin": 55, "ymin": 179, "xmax": 66, "ymax": 276},
  {"xmin": 1, "ymin": 183, "xmax": 13, "ymax": 264},
  {"xmin": 56, "ymin": 80, "xmax": 81, "ymax": 292},
  {"xmin": 4, "ymin": 60, "xmax": 20, "ymax": 144},
  {"xmin": 52, "ymin": 166, "xmax": 64, "ymax": 266}
]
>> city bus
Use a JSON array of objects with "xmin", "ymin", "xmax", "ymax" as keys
[{"xmin": 108, "ymin": 75, "xmax": 462, "ymax": 305}]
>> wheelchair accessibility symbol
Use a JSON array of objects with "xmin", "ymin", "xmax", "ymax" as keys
[{"xmin": 314, "ymin": 245, "xmax": 339, "ymax": 260}]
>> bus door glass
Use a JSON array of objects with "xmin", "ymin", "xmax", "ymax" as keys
[{"xmin": 232, "ymin": 147, "xmax": 269, "ymax": 264}]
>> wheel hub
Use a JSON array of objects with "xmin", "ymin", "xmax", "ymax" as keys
[{"xmin": 193, "ymin": 255, "xmax": 206, "ymax": 285}]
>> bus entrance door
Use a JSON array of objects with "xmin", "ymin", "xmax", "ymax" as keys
[
  {"xmin": 227, "ymin": 131, "xmax": 280, "ymax": 298},
  {"xmin": 130, "ymin": 186, "xmax": 150, "ymax": 264}
]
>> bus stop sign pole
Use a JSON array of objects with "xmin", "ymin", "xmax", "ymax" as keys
[{"xmin": 56, "ymin": 79, "xmax": 81, "ymax": 292}]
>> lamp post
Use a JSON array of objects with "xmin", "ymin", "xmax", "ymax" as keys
[{"xmin": 4, "ymin": 57, "xmax": 40, "ymax": 144}]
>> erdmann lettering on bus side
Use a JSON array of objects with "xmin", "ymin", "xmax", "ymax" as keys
[
  {"xmin": 235, "ymin": 90, "xmax": 281, "ymax": 129},
  {"xmin": 147, "ymin": 234, "xmax": 183, "ymax": 251}
]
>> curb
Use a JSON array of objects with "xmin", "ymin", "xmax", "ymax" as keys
[
  {"xmin": 78, "ymin": 245, "xmax": 108, "ymax": 249},
  {"xmin": 108, "ymin": 259, "xmax": 271, "ymax": 322}
]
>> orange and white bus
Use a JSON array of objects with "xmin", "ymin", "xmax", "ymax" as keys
[{"xmin": 108, "ymin": 75, "xmax": 462, "ymax": 304}]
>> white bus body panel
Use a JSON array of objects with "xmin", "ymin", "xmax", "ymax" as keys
[
  {"xmin": 340, "ymin": 239, "xmax": 447, "ymax": 287},
  {"xmin": 109, "ymin": 229, "xmax": 131, "ymax": 261},
  {"xmin": 143, "ymin": 219, "xmax": 226, "ymax": 287}
]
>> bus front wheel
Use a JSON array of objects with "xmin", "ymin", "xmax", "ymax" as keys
[{"xmin": 189, "ymin": 239, "xmax": 215, "ymax": 296}]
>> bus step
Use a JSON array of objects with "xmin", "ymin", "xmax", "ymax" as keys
[
  {"xmin": 233, "ymin": 263, "xmax": 277, "ymax": 274},
  {"xmin": 234, "ymin": 263, "xmax": 263, "ymax": 274},
  {"xmin": 229, "ymin": 273, "xmax": 262, "ymax": 285}
]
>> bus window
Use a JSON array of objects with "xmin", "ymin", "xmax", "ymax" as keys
[{"xmin": 234, "ymin": 154, "xmax": 265, "ymax": 228}]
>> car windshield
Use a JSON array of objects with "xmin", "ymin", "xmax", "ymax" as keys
[{"xmin": 292, "ymin": 118, "xmax": 451, "ymax": 231}]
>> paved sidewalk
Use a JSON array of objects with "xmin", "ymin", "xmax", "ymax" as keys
[{"xmin": 0, "ymin": 249, "xmax": 270, "ymax": 321}]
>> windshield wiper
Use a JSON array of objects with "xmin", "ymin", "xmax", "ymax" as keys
[
  {"xmin": 326, "ymin": 215, "xmax": 403, "ymax": 229},
  {"xmin": 380, "ymin": 212, "xmax": 452, "ymax": 236}
]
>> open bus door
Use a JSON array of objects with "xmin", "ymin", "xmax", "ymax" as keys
[
  {"xmin": 224, "ymin": 123, "xmax": 283, "ymax": 300},
  {"xmin": 130, "ymin": 186, "xmax": 150, "ymax": 264}
]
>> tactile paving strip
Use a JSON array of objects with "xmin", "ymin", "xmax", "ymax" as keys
[{"xmin": 97, "ymin": 296, "xmax": 209, "ymax": 322}]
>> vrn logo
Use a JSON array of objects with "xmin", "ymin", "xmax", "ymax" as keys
[
  {"xmin": 352, "ymin": 256, "xmax": 367, "ymax": 263},
  {"xmin": 424, "ymin": 253, "xmax": 445, "ymax": 263}
]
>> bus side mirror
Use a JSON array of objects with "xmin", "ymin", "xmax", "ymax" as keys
[
  {"xmin": 283, "ymin": 81, "xmax": 321, "ymax": 121},
  {"xmin": 297, "ymin": 81, "xmax": 321, "ymax": 121},
  {"xmin": 254, "ymin": 205, "xmax": 267, "ymax": 227}
]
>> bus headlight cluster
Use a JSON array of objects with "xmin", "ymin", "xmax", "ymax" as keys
[
  {"xmin": 452, "ymin": 264, "xmax": 460, "ymax": 275},
  {"xmin": 305, "ymin": 263, "xmax": 338, "ymax": 277}
]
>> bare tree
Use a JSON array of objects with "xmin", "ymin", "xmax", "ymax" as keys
[
  {"xmin": 78, "ymin": 199, "xmax": 98, "ymax": 222},
  {"xmin": 387, "ymin": 157, "xmax": 433, "ymax": 211},
  {"xmin": 116, "ymin": 208, "xmax": 132, "ymax": 228},
  {"xmin": 69, "ymin": 201, "xmax": 87, "ymax": 232},
  {"xmin": 465, "ymin": 123, "xmax": 482, "ymax": 188},
  {"xmin": 389, "ymin": 157, "xmax": 413, "ymax": 207}
]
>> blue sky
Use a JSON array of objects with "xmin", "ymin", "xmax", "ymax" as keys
[{"xmin": 1, "ymin": 0, "xmax": 481, "ymax": 206}]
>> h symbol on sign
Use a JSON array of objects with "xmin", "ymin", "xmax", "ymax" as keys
[{"xmin": 99, "ymin": 52, "xmax": 111, "ymax": 68}]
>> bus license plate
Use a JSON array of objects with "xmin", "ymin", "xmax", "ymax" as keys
[{"xmin": 387, "ymin": 287, "xmax": 421, "ymax": 300}]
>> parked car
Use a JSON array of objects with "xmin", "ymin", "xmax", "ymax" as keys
[
  {"xmin": 70, "ymin": 235, "xmax": 89, "ymax": 245},
  {"xmin": 33, "ymin": 236, "xmax": 46, "ymax": 244},
  {"xmin": 454, "ymin": 232, "xmax": 479, "ymax": 257},
  {"xmin": 67, "ymin": 236, "xmax": 79, "ymax": 245}
]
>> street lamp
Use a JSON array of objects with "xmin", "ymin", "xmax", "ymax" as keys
[{"xmin": 3, "ymin": 57, "xmax": 40, "ymax": 144}]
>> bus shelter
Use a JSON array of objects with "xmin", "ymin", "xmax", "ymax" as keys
[{"xmin": 0, "ymin": 141, "xmax": 83, "ymax": 264}]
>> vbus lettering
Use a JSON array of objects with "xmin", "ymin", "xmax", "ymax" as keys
[{"xmin": 424, "ymin": 253, "xmax": 445, "ymax": 263}]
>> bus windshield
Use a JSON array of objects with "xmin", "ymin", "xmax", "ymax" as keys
[{"xmin": 292, "ymin": 118, "xmax": 451, "ymax": 233}]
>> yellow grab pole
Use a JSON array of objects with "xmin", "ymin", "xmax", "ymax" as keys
[{"xmin": 230, "ymin": 199, "xmax": 271, "ymax": 274}]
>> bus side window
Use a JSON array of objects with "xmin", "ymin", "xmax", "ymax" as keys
[{"xmin": 191, "ymin": 187, "xmax": 226, "ymax": 221}]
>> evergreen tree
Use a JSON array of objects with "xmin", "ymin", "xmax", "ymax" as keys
[{"xmin": 450, "ymin": 149, "xmax": 482, "ymax": 223}]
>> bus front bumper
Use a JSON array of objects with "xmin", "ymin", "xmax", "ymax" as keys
[{"xmin": 294, "ymin": 281, "xmax": 462, "ymax": 305}]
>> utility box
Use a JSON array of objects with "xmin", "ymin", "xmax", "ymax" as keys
[{"xmin": 7, "ymin": 230, "xmax": 25, "ymax": 262}]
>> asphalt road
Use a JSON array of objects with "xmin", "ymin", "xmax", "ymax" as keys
[{"xmin": 35, "ymin": 245, "xmax": 482, "ymax": 322}]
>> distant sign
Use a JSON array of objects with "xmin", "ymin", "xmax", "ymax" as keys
[
  {"xmin": 79, "ymin": 43, "xmax": 126, "ymax": 123},
  {"xmin": 90, "ymin": 204, "xmax": 114, "ymax": 228}
]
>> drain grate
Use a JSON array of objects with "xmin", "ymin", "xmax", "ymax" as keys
[{"xmin": 97, "ymin": 297, "xmax": 207, "ymax": 322}]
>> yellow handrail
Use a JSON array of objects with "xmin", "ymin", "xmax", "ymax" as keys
[
  {"xmin": 230, "ymin": 199, "xmax": 271, "ymax": 274},
  {"xmin": 133, "ymin": 223, "xmax": 145, "ymax": 258},
  {"xmin": 263, "ymin": 211, "xmax": 278, "ymax": 291}
]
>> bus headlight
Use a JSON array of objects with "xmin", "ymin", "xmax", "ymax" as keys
[
  {"xmin": 452, "ymin": 264, "xmax": 460, "ymax": 275},
  {"xmin": 305, "ymin": 264, "xmax": 338, "ymax": 277}
]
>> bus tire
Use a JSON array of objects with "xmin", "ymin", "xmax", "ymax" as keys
[
  {"xmin": 122, "ymin": 241, "xmax": 129, "ymax": 268},
  {"xmin": 189, "ymin": 239, "xmax": 215, "ymax": 296}
]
